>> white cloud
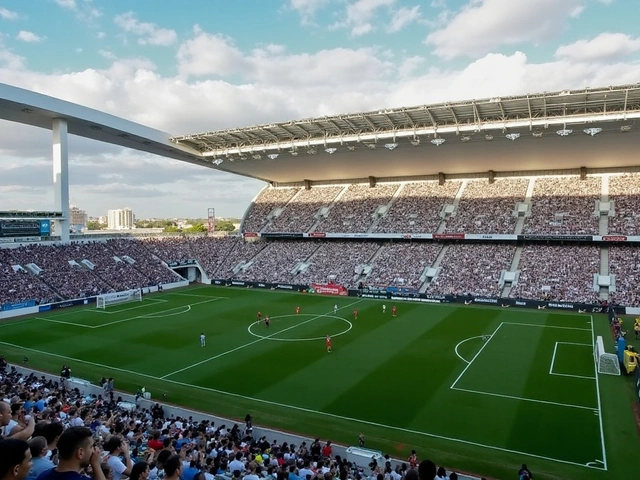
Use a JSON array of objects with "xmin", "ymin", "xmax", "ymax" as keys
[
  {"xmin": 387, "ymin": 5, "xmax": 422, "ymax": 33},
  {"xmin": 54, "ymin": 0, "xmax": 77, "ymax": 9},
  {"xmin": 114, "ymin": 12, "xmax": 177, "ymax": 46},
  {"xmin": 2, "ymin": 22, "xmax": 640, "ymax": 217},
  {"xmin": 555, "ymin": 33, "xmax": 640, "ymax": 63},
  {"xmin": 426, "ymin": 0, "xmax": 585, "ymax": 59},
  {"xmin": 332, "ymin": 0, "xmax": 398, "ymax": 36},
  {"xmin": 287, "ymin": 0, "xmax": 331, "ymax": 24},
  {"xmin": 16, "ymin": 31, "xmax": 45, "ymax": 43},
  {"xmin": 0, "ymin": 7, "xmax": 18, "ymax": 20},
  {"xmin": 98, "ymin": 49, "xmax": 117, "ymax": 60}
]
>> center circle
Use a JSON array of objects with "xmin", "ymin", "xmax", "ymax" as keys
[{"xmin": 247, "ymin": 314, "xmax": 353, "ymax": 342}]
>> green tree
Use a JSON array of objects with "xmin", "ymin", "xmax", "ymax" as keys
[
  {"xmin": 87, "ymin": 221, "xmax": 105, "ymax": 230},
  {"xmin": 215, "ymin": 220, "xmax": 236, "ymax": 232},
  {"xmin": 185, "ymin": 223, "xmax": 207, "ymax": 233}
]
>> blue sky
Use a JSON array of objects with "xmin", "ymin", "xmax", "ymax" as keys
[{"xmin": 0, "ymin": 0, "xmax": 639, "ymax": 218}]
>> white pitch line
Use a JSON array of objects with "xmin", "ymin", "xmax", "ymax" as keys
[
  {"xmin": 549, "ymin": 372, "xmax": 596, "ymax": 380},
  {"xmin": 0, "ymin": 338, "xmax": 605, "ymax": 471},
  {"xmin": 549, "ymin": 342, "xmax": 560, "ymax": 375},
  {"xmin": 160, "ymin": 299, "xmax": 365, "ymax": 379},
  {"xmin": 504, "ymin": 322, "xmax": 591, "ymax": 332},
  {"xmin": 167, "ymin": 293, "xmax": 229, "ymax": 299},
  {"xmin": 451, "ymin": 387, "xmax": 597, "ymax": 411},
  {"xmin": 453, "ymin": 336, "xmax": 486, "ymax": 364},
  {"xmin": 591, "ymin": 314, "xmax": 608, "ymax": 471},
  {"xmin": 450, "ymin": 322, "xmax": 503, "ymax": 389},
  {"xmin": 35, "ymin": 317, "xmax": 93, "ymax": 328}
]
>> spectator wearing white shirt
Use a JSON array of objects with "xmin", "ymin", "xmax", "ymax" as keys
[{"xmin": 104, "ymin": 436, "xmax": 133, "ymax": 480}]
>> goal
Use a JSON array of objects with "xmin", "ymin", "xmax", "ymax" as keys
[
  {"xmin": 595, "ymin": 335, "xmax": 620, "ymax": 376},
  {"xmin": 96, "ymin": 289, "xmax": 142, "ymax": 309}
]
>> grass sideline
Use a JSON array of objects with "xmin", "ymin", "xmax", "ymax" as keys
[{"xmin": 1, "ymin": 285, "xmax": 638, "ymax": 480}]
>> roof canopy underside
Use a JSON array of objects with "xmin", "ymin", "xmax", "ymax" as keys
[{"xmin": 172, "ymin": 84, "xmax": 640, "ymax": 184}]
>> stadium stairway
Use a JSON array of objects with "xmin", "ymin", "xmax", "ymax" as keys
[
  {"xmin": 308, "ymin": 185, "xmax": 348, "ymax": 232},
  {"xmin": 419, "ymin": 244, "xmax": 448, "ymax": 293},
  {"xmin": 599, "ymin": 246, "xmax": 610, "ymax": 300},
  {"xmin": 367, "ymin": 183, "xmax": 406, "ymax": 233},
  {"xmin": 599, "ymin": 175, "xmax": 610, "ymax": 235},
  {"xmin": 436, "ymin": 180, "xmax": 466, "ymax": 233},
  {"xmin": 500, "ymin": 246, "xmax": 524, "ymax": 297},
  {"xmin": 514, "ymin": 178, "xmax": 535, "ymax": 234}
]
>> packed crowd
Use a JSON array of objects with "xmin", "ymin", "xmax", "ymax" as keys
[
  {"xmin": 296, "ymin": 242, "xmax": 380, "ymax": 287},
  {"xmin": 0, "ymin": 241, "xmax": 181, "ymax": 306},
  {"xmin": 523, "ymin": 177, "xmax": 601, "ymax": 235},
  {"xmin": 315, "ymin": 184, "xmax": 399, "ymax": 234},
  {"xmin": 243, "ymin": 188, "xmax": 300, "ymax": 233},
  {"xmin": 235, "ymin": 241, "xmax": 320, "ymax": 283},
  {"xmin": 608, "ymin": 246, "xmax": 640, "ymax": 306},
  {"xmin": 608, "ymin": 173, "xmax": 640, "ymax": 236},
  {"xmin": 375, "ymin": 182, "xmax": 461, "ymax": 234},
  {"xmin": 265, "ymin": 187, "xmax": 344, "ymax": 233},
  {"xmin": 509, "ymin": 245, "xmax": 601, "ymax": 303},
  {"xmin": 366, "ymin": 243, "xmax": 441, "ymax": 290},
  {"xmin": 0, "ymin": 363, "xmax": 478, "ymax": 480},
  {"xmin": 426, "ymin": 244, "xmax": 516, "ymax": 297},
  {"xmin": 443, "ymin": 179, "xmax": 528, "ymax": 235}
]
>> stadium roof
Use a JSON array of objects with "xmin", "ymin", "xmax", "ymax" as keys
[
  {"xmin": 0, "ymin": 82, "xmax": 203, "ymax": 165},
  {"xmin": 172, "ymin": 84, "xmax": 640, "ymax": 185}
]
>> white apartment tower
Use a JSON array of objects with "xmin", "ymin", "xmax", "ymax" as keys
[{"xmin": 107, "ymin": 208, "xmax": 135, "ymax": 230}]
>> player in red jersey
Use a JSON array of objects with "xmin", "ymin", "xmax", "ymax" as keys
[
  {"xmin": 265, "ymin": 315, "xmax": 270, "ymax": 328},
  {"xmin": 408, "ymin": 450, "xmax": 418, "ymax": 469},
  {"xmin": 353, "ymin": 309, "xmax": 358, "ymax": 320},
  {"xmin": 392, "ymin": 305, "xmax": 397, "ymax": 317},
  {"xmin": 296, "ymin": 306, "xmax": 300, "ymax": 314},
  {"xmin": 256, "ymin": 311, "xmax": 262, "ymax": 322},
  {"xmin": 326, "ymin": 334, "xmax": 332, "ymax": 353}
]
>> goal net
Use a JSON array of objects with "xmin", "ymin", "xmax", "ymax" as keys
[
  {"xmin": 595, "ymin": 335, "xmax": 620, "ymax": 375},
  {"xmin": 96, "ymin": 289, "xmax": 142, "ymax": 309}
]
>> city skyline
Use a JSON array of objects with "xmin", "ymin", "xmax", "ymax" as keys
[{"xmin": 1, "ymin": 0, "xmax": 640, "ymax": 217}]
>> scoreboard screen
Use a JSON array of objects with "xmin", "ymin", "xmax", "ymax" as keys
[{"xmin": 0, "ymin": 219, "xmax": 45, "ymax": 237}]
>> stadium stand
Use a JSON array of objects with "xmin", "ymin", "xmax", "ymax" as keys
[
  {"xmin": 608, "ymin": 246, "xmax": 640, "ymax": 307},
  {"xmin": 366, "ymin": 242, "xmax": 441, "ymax": 290},
  {"xmin": 0, "ymin": 248, "xmax": 58, "ymax": 306},
  {"xmin": 443, "ymin": 179, "xmax": 528, "ymax": 234},
  {"xmin": 375, "ymin": 181, "xmax": 461, "ymax": 234},
  {"xmin": 235, "ymin": 240, "xmax": 320, "ymax": 283},
  {"xmin": 427, "ymin": 244, "xmax": 515, "ymax": 297},
  {"xmin": 314, "ymin": 184, "xmax": 399, "ymax": 233},
  {"xmin": 523, "ymin": 177, "xmax": 601, "ymax": 235},
  {"xmin": 264, "ymin": 186, "xmax": 344, "ymax": 233},
  {"xmin": 243, "ymin": 187, "xmax": 300, "ymax": 233},
  {"xmin": 509, "ymin": 245, "xmax": 600, "ymax": 303},
  {"xmin": 608, "ymin": 173, "xmax": 640, "ymax": 235}
]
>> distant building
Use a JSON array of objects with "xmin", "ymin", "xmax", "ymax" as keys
[
  {"xmin": 69, "ymin": 206, "xmax": 88, "ymax": 232},
  {"xmin": 107, "ymin": 208, "xmax": 135, "ymax": 230}
]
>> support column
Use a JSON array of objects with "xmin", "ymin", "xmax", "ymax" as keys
[{"xmin": 53, "ymin": 118, "xmax": 70, "ymax": 242}]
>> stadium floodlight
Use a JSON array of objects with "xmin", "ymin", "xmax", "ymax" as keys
[
  {"xmin": 212, "ymin": 158, "xmax": 223, "ymax": 165},
  {"xmin": 620, "ymin": 125, "xmax": 632, "ymax": 132},
  {"xmin": 366, "ymin": 143, "xmax": 376, "ymax": 149},
  {"xmin": 431, "ymin": 138, "xmax": 445, "ymax": 146},
  {"xmin": 505, "ymin": 133, "xmax": 520, "ymax": 141},
  {"xmin": 289, "ymin": 149, "xmax": 299, "ymax": 156},
  {"xmin": 325, "ymin": 147, "xmax": 337, "ymax": 154},
  {"xmin": 347, "ymin": 145, "xmax": 356, "ymax": 151},
  {"xmin": 485, "ymin": 134, "xmax": 494, "ymax": 141},
  {"xmin": 384, "ymin": 143, "xmax": 398, "ymax": 150},
  {"xmin": 267, "ymin": 153, "xmax": 279, "ymax": 160},
  {"xmin": 307, "ymin": 147, "xmax": 317, "ymax": 155},
  {"xmin": 556, "ymin": 128, "xmax": 573, "ymax": 136},
  {"xmin": 460, "ymin": 135, "xmax": 471, "ymax": 142},
  {"xmin": 252, "ymin": 154, "xmax": 262, "ymax": 159},
  {"xmin": 238, "ymin": 153, "xmax": 247, "ymax": 160},
  {"xmin": 532, "ymin": 130, "xmax": 543, "ymax": 138},
  {"xmin": 583, "ymin": 127, "xmax": 602, "ymax": 136},
  {"xmin": 410, "ymin": 137, "xmax": 420, "ymax": 146}
]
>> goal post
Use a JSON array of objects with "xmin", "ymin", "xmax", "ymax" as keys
[
  {"xmin": 595, "ymin": 335, "xmax": 621, "ymax": 376},
  {"xmin": 96, "ymin": 289, "xmax": 142, "ymax": 309}
]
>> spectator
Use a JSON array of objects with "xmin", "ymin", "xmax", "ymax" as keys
[
  {"xmin": 103, "ymin": 437, "xmax": 133, "ymax": 480},
  {"xmin": 0, "ymin": 438, "xmax": 32, "ymax": 480},
  {"xmin": 26, "ymin": 437, "xmax": 54, "ymax": 480},
  {"xmin": 36, "ymin": 426, "xmax": 105, "ymax": 480}
]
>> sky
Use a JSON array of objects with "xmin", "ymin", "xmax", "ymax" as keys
[{"xmin": 0, "ymin": 0, "xmax": 639, "ymax": 219}]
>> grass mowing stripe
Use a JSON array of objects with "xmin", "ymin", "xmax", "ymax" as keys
[
  {"xmin": 159, "ymin": 298, "xmax": 365, "ymax": 379},
  {"xmin": 590, "ymin": 314, "xmax": 608, "ymax": 470},
  {"xmin": 0, "ymin": 338, "xmax": 603, "ymax": 472}
]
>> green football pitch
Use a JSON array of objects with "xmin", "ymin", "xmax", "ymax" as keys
[{"xmin": 1, "ymin": 286, "xmax": 638, "ymax": 479}]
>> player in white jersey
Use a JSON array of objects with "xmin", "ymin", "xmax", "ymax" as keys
[
  {"xmin": 334, "ymin": 304, "xmax": 338, "ymax": 314},
  {"xmin": 382, "ymin": 304, "xmax": 386, "ymax": 313},
  {"xmin": 200, "ymin": 332, "xmax": 206, "ymax": 347}
]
